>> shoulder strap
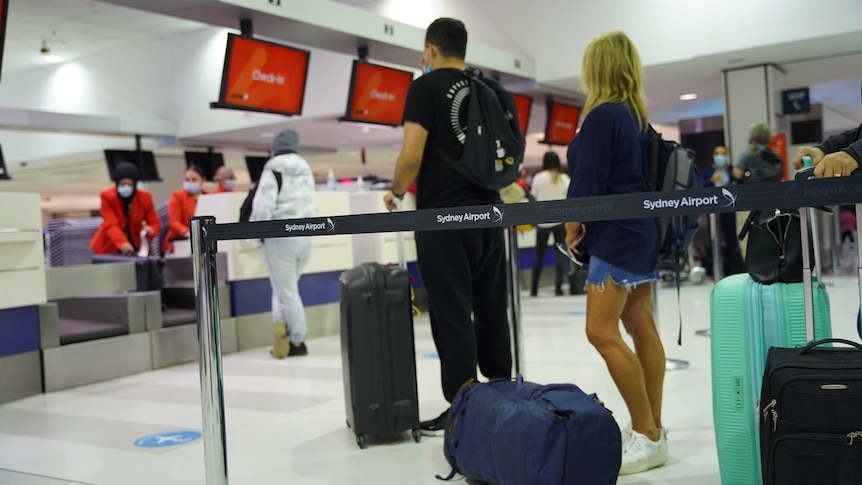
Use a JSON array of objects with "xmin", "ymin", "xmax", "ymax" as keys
[
  {"xmin": 648, "ymin": 125, "xmax": 660, "ymax": 192},
  {"xmin": 274, "ymin": 171, "xmax": 283, "ymax": 192}
]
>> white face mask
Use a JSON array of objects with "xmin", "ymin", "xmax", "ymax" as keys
[
  {"xmin": 183, "ymin": 181, "xmax": 201, "ymax": 194},
  {"xmin": 223, "ymin": 179, "xmax": 236, "ymax": 190},
  {"xmin": 117, "ymin": 184, "xmax": 134, "ymax": 198}
]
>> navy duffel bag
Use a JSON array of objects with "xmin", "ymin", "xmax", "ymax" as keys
[{"xmin": 438, "ymin": 376, "xmax": 621, "ymax": 485}]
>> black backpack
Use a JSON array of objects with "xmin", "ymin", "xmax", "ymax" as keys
[
  {"xmin": 648, "ymin": 126, "xmax": 701, "ymax": 344},
  {"xmin": 742, "ymin": 146, "xmax": 783, "ymax": 184},
  {"xmin": 432, "ymin": 67, "xmax": 526, "ymax": 191},
  {"xmin": 238, "ymin": 171, "xmax": 282, "ymax": 223},
  {"xmin": 648, "ymin": 125, "xmax": 701, "ymax": 265}
]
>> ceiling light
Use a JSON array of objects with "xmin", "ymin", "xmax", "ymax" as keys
[
  {"xmin": 679, "ymin": 93, "xmax": 698, "ymax": 101},
  {"xmin": 260, "ymin": 132, "xmax": 274, "ymax": 138},
  {"xmin": 44, "ymin": 54, "xmax": 62, "ymax": 63}
]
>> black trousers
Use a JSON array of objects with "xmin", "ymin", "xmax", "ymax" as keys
[
  {"xmin": 531, "ymin": 224, "xmax": 567, "ymax": 293},
  {"xmin": 416, "ymin": 227, "xmax": 513, "ymax": 402}
]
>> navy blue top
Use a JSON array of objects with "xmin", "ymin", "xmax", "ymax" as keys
[{"xmin": 566, "ymin": 102, "xmax": 660, "ymax": 274}]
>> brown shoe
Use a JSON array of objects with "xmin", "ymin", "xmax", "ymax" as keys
[{"xmin": 272, "ymin": 321, "xmax": 289, "ymax": 359}]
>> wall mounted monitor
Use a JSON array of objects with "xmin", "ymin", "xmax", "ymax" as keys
[
  {"xmin": 790, "ymin": 119, "xmax": 823, "ymax": 145},
  {"xmin": 510, "ymin": 93, "xmax": 532, "ymax": 135},
  {"xmin": 244, "ymin": 155, "xmax": 269, "ymax": 184},
  {"xmin": 214, "ymin": 33, "xmax": 311, "ymax": 117},
  {"xmin": 341, "ymin": 60, "xmax": 415, "ymax": 126},
  {"xmin": 541, "ymin": 101, "xmax": 581, "ymax": 146},
  {"xmin": 0, "ymin": 144, "xmax": 9, "ymax": 180},
  {"xmin": 104, "ymin": 150, "xmax": 161, "ymax": 182},
  {"xmin": 184, "ymin": 151, "xmax": 225, "ymax": 181},
  {"xmin": 0, "ymin": 0, "xmax": 8, "ymax": 82}
]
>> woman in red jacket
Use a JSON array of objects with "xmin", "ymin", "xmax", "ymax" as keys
[
  {"xmin": 162, "ymin": 165, "xmax": 206, "ymax": 254},
  {"xmin": 91, "ymin": 162, "xmax": 160, "ymax": 255}
]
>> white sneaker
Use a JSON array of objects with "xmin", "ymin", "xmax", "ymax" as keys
[
  {"xmin": 619, "ymin": 430, "xmax": 668, "ymax": 475},
  {"xmin": 622, "ymin": 422, "xmax": 668, "ymax": 442}
]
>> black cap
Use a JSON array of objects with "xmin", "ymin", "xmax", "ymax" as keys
[{"xmin": 113, "ymin": 162, "xmax": 140, "ymax": 184}]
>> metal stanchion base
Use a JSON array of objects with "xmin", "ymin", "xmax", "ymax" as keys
[
  {"xmin": 665, "ymin": 358, "xmax": 689, "ymax": 371},
  {"xmin": 695, "ymin": 328, "xmax": 711, "ymax": 337}
]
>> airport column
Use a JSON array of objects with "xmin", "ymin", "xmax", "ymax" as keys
[{"xmin": 722, "ymin": 63, "xmax": 786, "ymax": 257}]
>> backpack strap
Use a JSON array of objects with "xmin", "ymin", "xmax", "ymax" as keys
[{"xmin": 648, "ymin": 125, "xmax": 660, "ymax": 192}]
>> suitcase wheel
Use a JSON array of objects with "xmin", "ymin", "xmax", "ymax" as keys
[
  {"xmin": 356, "ymin": 434, "xmax": 367, "ymax": 449},
  {"xmin": 412, "ymin": 428, "xmax": 422, "ymax": 443}
]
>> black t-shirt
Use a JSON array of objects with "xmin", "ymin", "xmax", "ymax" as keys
[{"xmin": 402, "ymin": 68, "xmax": 501, "ymax": 209}]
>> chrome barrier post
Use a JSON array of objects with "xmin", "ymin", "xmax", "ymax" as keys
[
  {"xmin": 191, "ymin": 216, "xmax": 229, "ymax": 485},
  {"xmin": 507, "ymin": 226, "xmax": 524, "ymax": 376},
  {"xmin": 709, "ymin": 213, "xmax": 724, "ymax": 282}
]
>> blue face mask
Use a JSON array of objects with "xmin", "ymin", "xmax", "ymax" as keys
[
  {"xmin": 713, "ymin": 155, "xmax": 728, "ymax": 167},
  {"xmin": 117, "ymin": 184, "xmax": 134, "ymax": 198},
  {"xmin": 423, "ymin": 65, "xmax": 432, "ymax": 74},
  {"xmin": 183, "ymin": 181, "xmax": 201, "ymax": 195}
]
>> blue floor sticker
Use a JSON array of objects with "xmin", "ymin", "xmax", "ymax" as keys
[
  {"xmin": 134, "ymin": 431, "xmax": 202, "ymax": 448},
  {"xmin": 423, "ymin": 352, "xmax": 439, "ymax": 359},
  {"xmin": 567, "ymin": 310, "xmax": 586, "ymax": 316}
]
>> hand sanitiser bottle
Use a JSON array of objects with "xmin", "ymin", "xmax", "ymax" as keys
[
  {"xmin": 137, "ymin": 222, "xmax": 149, "ymax": 257},
  {"xmin": 327, "ymin": 169, "xmax": 337, "ymax": 191}
]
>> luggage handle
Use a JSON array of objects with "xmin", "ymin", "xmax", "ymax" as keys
[
  {"xmin": 800, "ymin": 338, "xmax": 862, "ymax": 353},
  {"xmin": 795, "ymin": 167, "xmax": 862, "ymax": 342}
]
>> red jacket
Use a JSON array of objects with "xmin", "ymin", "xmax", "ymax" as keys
[
  {"xmin": 163, "ymin": 188, "xmax": 201, "ymax": 253},
  {"xmin": 91, "ymin": 188, "xmax": 160, "ymax": 255}
]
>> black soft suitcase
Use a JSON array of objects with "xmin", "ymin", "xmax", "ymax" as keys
[
  {"xmin": 758, "ymin": 170, "xmax": 862, "ymax": 484},
  {"xmin": 92, "ymin": 254, "xmax": 165, "ymax": 291},
  {"xmin": 339, "ymin": 262, "xmax": 421, "ymax": 449}
]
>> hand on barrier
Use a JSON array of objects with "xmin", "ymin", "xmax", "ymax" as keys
[
  {"xmin": 791, "ymin": 146, "xmax": 825, "ymax": 170},
  {"xmin": 812, "ymin": 151, "xmax": 859, "ymax": 178}
]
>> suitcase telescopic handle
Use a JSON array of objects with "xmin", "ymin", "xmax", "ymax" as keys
[{"xmin": 800, "ymin": 338, "xmax": 862, "ymax": 353}]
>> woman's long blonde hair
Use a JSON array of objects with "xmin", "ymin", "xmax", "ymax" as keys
[{"xmin": 580, "ymin": 31, "xmax": 648, "ymax": 130}]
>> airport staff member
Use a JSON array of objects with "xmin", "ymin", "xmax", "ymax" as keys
[
  {"xmin": 162, "ymin": 166, "xmax": 205, "ymax": 254},
  {"xmin": 90, "ymin": 162, "xmax": 160, "ymax": 255},
  {"xmin": 213, "ymin": 166, "xmax": 237, "ymax": 193}
]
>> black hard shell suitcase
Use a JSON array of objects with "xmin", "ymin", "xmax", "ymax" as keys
[
  {"xmin": 92, "ymin": 254, "xmax": 164, "ymax": 291},
  {"xmin": 339, "ymin": 262, "xmax": 421, "ymax": 449},
  {"xmin": 758, "ymin": 169, "xmax": 862, "ymax": 484}
]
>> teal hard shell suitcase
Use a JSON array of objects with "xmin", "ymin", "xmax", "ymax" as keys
[{"xmin": 710, "ymin": 273, "xmax": 831, "ymax": 484}]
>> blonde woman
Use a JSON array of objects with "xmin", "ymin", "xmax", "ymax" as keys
[{"xmin": 564, "ymin": 31, "xmax": 667, "ymax": 474}]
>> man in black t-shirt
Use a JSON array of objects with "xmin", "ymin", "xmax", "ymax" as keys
[{"xmin": 383, "ymin": 17, "xmax": 512, "ymax": 432}]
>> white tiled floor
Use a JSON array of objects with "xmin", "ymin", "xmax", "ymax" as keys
[{"xmin": 1, "ymin": 274, "xmax": 860, "ymax": 484}]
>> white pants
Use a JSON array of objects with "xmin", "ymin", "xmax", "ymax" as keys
[{"xmin": 260, "ymin": 237, "xmax": 312, "ymax": 344}]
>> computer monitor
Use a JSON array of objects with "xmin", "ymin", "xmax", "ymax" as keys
[
  {"xmin": 0, "ymin": 144, "xmax": 9, "ymax": 180},
  {"xmin": 184, "ymin": 151, "xmax": 225, "ymax": 181},
  {"xmin": 213, "ymin": 33, "xmax": 311, "ymax": 117},
  {"xmin": 104, "ymin": 149, "xmax": 161, "ymax": 182},
  {"xmin": 244, "ymin": 155, "xmax": 270, "ymax": 184},
  {"xmin": 541, "ymin": 100, "xmax": 581, "ymax": 146},
  {"xmin": 341, "ymin": 60, "xmax": 415, "ymax": 127},
  {"xmin": 510, "ymin": 93, "xmax": 532, "ymax": 135}
]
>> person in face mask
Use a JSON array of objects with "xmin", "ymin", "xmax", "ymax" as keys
[
  {"xmin": 163, "ymin": 165, "xmax": 206, "ymax": 254},
  {"xmin": 213, "ymin": 166, "xmax": 237, "ymax": 193},
  {"xmin": 700, "ymin": 145, "xmax": 740, "ymax": 276},
  {"xmin": 90, "ymin": 162, "xmax": 160, "ymax": 255}
]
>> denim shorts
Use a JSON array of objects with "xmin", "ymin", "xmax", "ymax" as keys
[{"xmin": 586, "ymin": 255, "xmax": 660, "ymax": 290}]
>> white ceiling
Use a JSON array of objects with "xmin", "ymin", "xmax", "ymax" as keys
[{"xmin": 0, "ymin": 0, "xmax": 860, "ymax": 211}]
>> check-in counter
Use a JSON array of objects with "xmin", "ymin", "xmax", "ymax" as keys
[{"xmin": 0, "ymin": 193, "xmax": 47, "ymax": 403}]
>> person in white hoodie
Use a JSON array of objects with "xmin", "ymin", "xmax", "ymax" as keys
[{"xmin": 251, "ymin": 129, "xmax": 316, "ymax": 358}]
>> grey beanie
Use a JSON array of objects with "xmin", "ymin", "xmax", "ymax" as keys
[{"xmin": 272, "ymin": 129, "xmax": 299, "ymax": 154}]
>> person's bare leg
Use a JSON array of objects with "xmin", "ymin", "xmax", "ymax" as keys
[
  {"xmin": 621, "ymin": 282, "xmax": 665, "ymax": 432},
  {"xmin": 585, "ymin": 276, "xmax": 659, "ymax": 441}
]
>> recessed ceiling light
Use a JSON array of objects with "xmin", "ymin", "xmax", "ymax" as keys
[
  {"xmin": 679, "ymin": 93, "xmax": 698, "ymax": 101},
  {"xmin": 44, "ymin": 55, "xmax": 62, "ymax": 63},
  {"xmin": 260, "ymin": 132, "xmax": 274, "ymax": 138}
]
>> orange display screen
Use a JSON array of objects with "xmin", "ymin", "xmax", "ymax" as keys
[
  {"xmin": 511, "ymin": 93, "xmax": 532, "ymax": 135},
  {"xmin": 217, "ymin": 34, "xmax": 310, "ymax": 116},
  {"xmin": 344, "ymin": 61, "xmax": 415, "ymax": 126},
  {"xmin": 544, "ymin": 102, "xmax": 581, "ymax": 145}
]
